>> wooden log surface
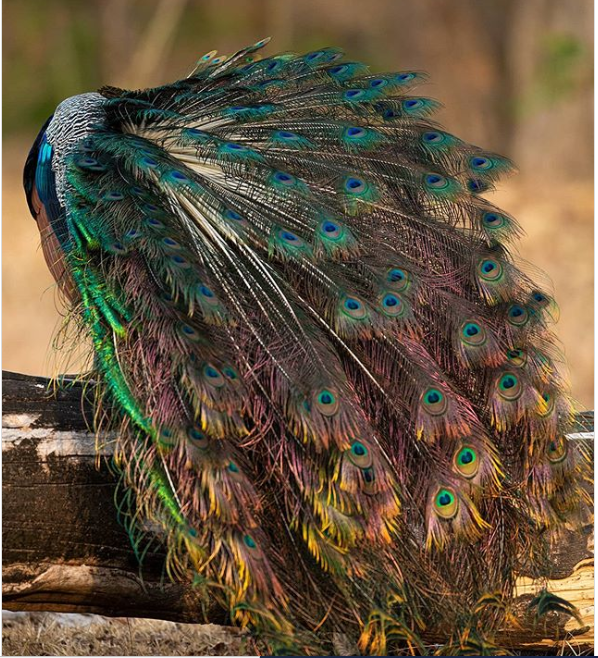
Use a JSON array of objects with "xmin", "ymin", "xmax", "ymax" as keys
[{"xmin": 2, "ymin": 371, "xmax": 594, "ymax": 653}]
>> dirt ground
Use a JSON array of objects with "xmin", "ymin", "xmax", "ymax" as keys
[{"xmin": 2, "ymin": 612, "xmax": 250, "ymax": 657}]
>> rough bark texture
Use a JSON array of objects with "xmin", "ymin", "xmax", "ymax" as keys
[{"xmin": 2, "ymin": 371, "xmax": 593, "ymax": 653}]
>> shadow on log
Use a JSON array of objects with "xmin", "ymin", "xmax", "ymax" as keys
[{"xmin": 2, "ymin": 371, "xmax": 594, "ymax": 653}]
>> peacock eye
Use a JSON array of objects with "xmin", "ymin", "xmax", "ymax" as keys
[
  {"xmin": 315, "ymin": 389, "xmax": 339, "ymax": 416},
  {"xmin": 202, "ymin": 364, "xmax": 225, "ymax": 388},
  {"xmin": 347, "ymin": 440, "xmax": 373, "ymax": 469},
  {"xmin": 380, "ymin": 292, "xmax": 406, "ymax": 317},
  {"xmin": 477, "ymin": 258, "xmax": 503, "ymax": 282},
  {"xmin": 345, "ymin": 176, "xmax": 365, "ymax": 192},
  {"xmin": 433, "ymin": 488, "xmax": 459, "ymax": 519},
  {"xmin": 422, "ymin": 388, "xmax": 448, "ymax": 415},
  {"xmin": 461, "ymin": 321, "xmax": 486, "ymax": 347},
  {"xmin": 454, "ymin": 446, "xmax": 479, "ymax": 479},
  {"xmin": 506, "ymin": 347, "xmax": 527, "ymax": 367},
  {"xmin": 497, "ymin": 372, "xmax": 522, "ymax": 401},
  {"xmin": 471, "ymin": 156, "xmax": 491, "ymax": 170},
  {"xmin": 546, "ymin": 436, "xmax": 568, "ymax": 463},
  {"xmin": 483, "ymin": 211, "xmax": 505, "ymax": 228},
  {"xmin": 507, "ymin": 304, "xmax": 529, "ymax": 326}
]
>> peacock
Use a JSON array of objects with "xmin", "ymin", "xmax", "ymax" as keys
[{"xmin": 24, "ymin": 38, "xmax": 590, "ymax": 655}]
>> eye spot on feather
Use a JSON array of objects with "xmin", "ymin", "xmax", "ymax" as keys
[
  {"xmin": 316, "ymin": 389, "xmax": 339, "ymax": 416},
  {"xmin": 146, "ymin": 217, "xmax": 164, "ymax": 229},
  {"xmin": 187, "ymin": 425, "xmax": 208, "ymax": 449},
  {"xmin": 143, "ymin": 203, "xmax": 159, "ymax": 213},
  {"xmin": 422, "ymin": 388, "xmax": 448, "ymax": 415},
  {"xmin": 125, "ymin": 228, "xmax": 142, "ymax": 240},
  {"xmin": 477, "ymin": 258, "xmax": 503, "ymax": 282},
  {"xmin": 387, "ymin": 268, "xmax": 411, "ymax": 292},
  {"xmin": 454, "ymin": 447, "xmax": 479, "ymax": 479},
  {"xmin": 380, "ymin": 292, "xmax": 406, "ymax": 318},
  {"xmin": 198, "ymin": 284, "xmax": 215, "ymax": 299},
  {"xmin": 275, "ymin": 130, "xmax": 299, "ymax": 140},
  {"xmin": 397, "ymin": 72, "xmax": 415, "ymax": 82},
  {"xmin": 179, "ymin": 323, "xmax": 200, "ymax": 341},
  {"xmin": 344, "ymin": 177, "xmax": 366, "ymax": 193},
  {"xmin": 422, "ymin": 131, "xmax": 442, "ymax": 143},
  {"xmin": 424, "ymin": 173, "xmax": 450, "ymax": 191},
  {"xmin": 538, "ymin": 391, "xmax": 556, "ymax": 417},
  {"xmin": 158, "ymin": 427, "xmax": 177, "ymax": 448},
  {"xmin": 546, "ymin": 436, "xmax": 568, "ymax": 464},
  {"xmin": 344, "ymin": 89, "xmax": 366, "ymax": 101},
  {"xmin": 530, "ymin": 291, "xmax": 551, "ymax": 310},
  {"xmin": 362, "ymin": 467, "xmax": 375, "ymax": 484},
  {"xmin": 203, "ymin": 364, "xmax": 225, "ymax": 387},
  {"xmin": 347, "ymin": 440, "xmax": 374, "ymax": 469},
  {"xmin": 342, "ymin": 296, "xmax": 368, "ymax": 320},
  {"xmin": 228, "ymin": 461, "xmax": 240, "ymax": 473},
  {"xmin": 243, "ymin": 534, "xmax": 257, "ymax": 549},
  {"xmin": 326, "ymin": 51, "xmax": 343, "ymax": 63},
  {"xmin": 140, "ymin": 156, "xmax": 159, "ymax": 168},
  {"xmin": 369, "ymin": 78, "xmax": 387, "ymax": 89},
  {"xmin": 483, "ymin": 212, "xmax": 505, "ymax": 229},
  {"xmin": 319, "ymin": 220, "xmax": 344, "ymax": 241},
  {"xmin": 170, "ymin": 254, "xmax": 190, "ymax": 268},
  {"xmin": 467, "ymin": 178, "xmax": 486, "ymax": 193},
  {"xmin": 167, "ymin": 170, "xmax": 189, "ymax": 182},
  {"xmin": 352, "ymin": 442, "xmax": 367, "ymax": 456},
  {"xmin": 281, "ymin": 230, "xmax": 298, "ymax": 242},
  {"xmin": 101, "ymin": 191, "xmax": 125, "ymax": 202},
  {"xmin": 403, "ymin": 98, "xmax": 424, "ymax": 111},
  {"xmin": 75, "ymin": 156, "xmax": 106, "ymax": 172},
  {"xmin": 460, "ymin": 321, "xmax": 487, "ymax": 347},
  {"xmin": 329, "ymin": 64, "xmax": 347, "ymax": 76},
  {"xmin": 471, "ymin": 156, "xmax": 492, "ymax": 170},
  {"xmin": 108, "ymin": 241, "xmax": 128, "ymax": 255},
  {"xmin": 434, "ymin": 488, "xmax": 459, "ymax": 519},
  {"xmin": 506, "ymin": 348, "xmax": 527, "ymax": 367},
  {"xmin": 162, "ymin": 237, "xmax": 181, "ymax": 250},
  {"xmin": 81, "ymin": 138, "xmax": 96, "ymax": 152},
  {"xmin": 497, "ymin": 372, "xmax": 522, "ymax": 401},
  {"xmin": 507, "ymin": 304, "xmax": 529, "ymax": 327},
  {"xmin": 346, "ymin": 127, "xmax": 366, "ymax": 137},
  {"xmin": 273, "ymin": 171, "xmax": 296, "ymax": 186}
]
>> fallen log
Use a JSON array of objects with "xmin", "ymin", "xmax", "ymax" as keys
[{"xmin": 2, "ymin": 371, "xmax": 594, "ymax": 653}]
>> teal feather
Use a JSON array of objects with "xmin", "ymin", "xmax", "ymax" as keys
[{"xmin": 26, "ymin": 38, "xmax": 589, "ymax": 656}]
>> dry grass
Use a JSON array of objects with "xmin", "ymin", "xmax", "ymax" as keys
[{"xmin": 2, "ymin": 612, "xmax": 249, "ymax": 657}]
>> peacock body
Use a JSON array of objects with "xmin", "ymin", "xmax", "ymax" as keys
[{"xmin": 24, "ymin": 39, "xmax": 589, "ymax": 655}]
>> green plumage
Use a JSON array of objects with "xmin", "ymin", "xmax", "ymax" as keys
[{"xmin": 27, "ymin": 38, "xmax": 590, "ymax": 655}]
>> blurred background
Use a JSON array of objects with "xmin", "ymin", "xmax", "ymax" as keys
[{"xmin": 3, "ymin": 0, "xmax": 593, "ymax": 406}]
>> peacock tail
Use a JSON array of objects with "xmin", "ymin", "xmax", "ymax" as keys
[{"xmin": 24, "ymin": 38, "xmax": 590, "ymax": 655}]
